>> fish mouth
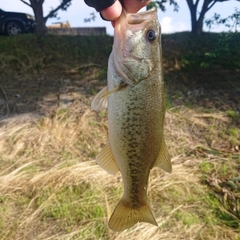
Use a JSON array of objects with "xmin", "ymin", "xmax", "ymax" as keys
[
  {"xmin": 113, "ymin": 8, "xmax": 159, "ymax": 85},
  {"xmin": 127, "ymin": 8, "xmax": 157, "ymax": 25}
]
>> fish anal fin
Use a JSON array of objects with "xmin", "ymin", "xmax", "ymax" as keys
[
  {"xmin": 91, "ymin": 86, "xmax": 108, "ymax": 111},
  {"xmin": 108, "ymin": 199, "xmax": 158, "ymax": 231},
  {"xmin": 153, "ymin": 139, "xmax": 172, "ymax": 173},
  {"xmin": 97, "ymin": 143, "xmax": 119, "ymax": 175}
]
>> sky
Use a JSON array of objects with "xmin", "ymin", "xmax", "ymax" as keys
[{"xmin": 1, "ymin": 0, "xmax": 239, "ymax": 35}]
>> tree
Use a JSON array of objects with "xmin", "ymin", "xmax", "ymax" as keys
[
  {"xmin": 186, "ymin": 0, "xmax": 239, "ymax": 34},
  {"xmin": 84, "ymin": 12, "xmax": 96, "ymax": 23},
  {"xmin": 20, "ymin": 0, "xmax": 72, "ymax": 36},
  {"xmin": 150, "ymin": 0, "xmax": 240, "ymax": 34},
  {"xmin": 147, "ymin": 0, "xmax": 179, "ymax": 12},
  {"xmin": 205, "ymin": 7, "xmax": 240, "ymax": 32}
]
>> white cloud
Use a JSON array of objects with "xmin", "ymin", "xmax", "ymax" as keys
[{"xmin": 160, "ymin": 17, "xmax": 189, "ymax": 34}]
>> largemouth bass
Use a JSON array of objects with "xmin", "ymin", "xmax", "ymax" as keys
[{"xmin": 91, "ymin": 8, "xmax": 172, "ymax": 231}]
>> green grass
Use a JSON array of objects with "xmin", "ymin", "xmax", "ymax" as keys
[
  {"xmin": 0, "ymin": 32, "xmax": 239, "ymax": 239},
  {"xmin": 169, "ymin": 32, "xmax": 240, "ymax": 69},
  {"xmin": 0, "ymin": 34, "xmax": 112, "ymax": 75},
  {"xmin": 174, "ymin": 210, "xmax": 200, "ymax": 227},
  {"xmin": 0, "ymin": 108, "xmax": 239, "ymax": 239},
  {"xmin": 1, "ymin": 32, "xmax": 240, "ymax": 76},
  {"xmin": 37, "ymin": 185, "xmax": 106, "ymax": 235},
  {"xmin": 199, "ymin": 155, "xmax": 240, "ymax": 231},
  {"xmin": 227, "ymin": 110, "xmax": 240, "ymax": 126},
  {"xmin": 205, "ymin": 194, "xmax": 239, "ymax": 229}
]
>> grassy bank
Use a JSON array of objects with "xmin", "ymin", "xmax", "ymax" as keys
[
  {"xmin": 0, "ymin": 32, "xmax": 239, "ymax": 239},
  {"xmin": 0, "ymin": 34, "xmax": 112, "ymax": 76},
  {"xmin": 0, "ymin": 107, "xmax": 239, "ymax": 239},
  {"xmin": 0, "ymin": 32, "xmax": 240, "ymax": 75}
]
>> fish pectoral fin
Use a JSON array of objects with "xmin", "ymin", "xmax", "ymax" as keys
[
  {"xmin": 97, "ymin": 143, "xmax": 119, "ymax": 175},
  {"xmin": 101, "ymin": 82, "xmax": 126, "ymax": 98},
  {"xmin": 91, "ymin": 82, "xmax": 127, "ymax": 111},
  {"xmin": 108, "ymin": 199, "xmax": 158, "ymax": 231},
  {"xmin": 91, "ymin": 86, "xmax": 109, "ymax": 111},
  {"xmin": 153, "ymin": 139, "xmax": 172, "ymax": 173}
]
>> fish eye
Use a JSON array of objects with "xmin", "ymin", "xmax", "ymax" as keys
[{"xmin": 146, "ymin": 29, "xmax": 156, "ymax": 42}]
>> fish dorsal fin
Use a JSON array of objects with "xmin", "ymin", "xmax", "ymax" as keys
[
  {"xmin": 153, "ymin": 139, "xmax": 172, "ymax": 173},
  {"xmin": 97, "ymin": 143, "xmax": 119, "ymax": 175},
  {"xmin": 91, "ymin": 86, "xmax": 108, "ymax": 111}
]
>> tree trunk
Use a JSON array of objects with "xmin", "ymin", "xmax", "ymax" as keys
[
  {"xmin": 30, "ymin": 0, "xmax": 46, "ymax": 37},
  {"xmin": 192, "ymin": 19, "xmax": 204, "ymax": 34},
  {"xmin": 195, "ymin": 17, "xmax": 204, "ymax": 34},
  {"xmin": 190, "ymin": 7, "xmax": 199, "ymax": 34},
  {"xmin": 186, "ymin": 0, "xmax": 200, "ymax": 34},
  {"xmin": 195, "ymin": 0, "xmax": 212, "ymax": 34},
  {"xmin": 186, "ymin": 0, "xmax": 213, "ymax": 35}
]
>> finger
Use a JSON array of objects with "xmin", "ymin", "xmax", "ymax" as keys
[{"xmin": 101, "ymin": 0, "xmax": 122, "ymax": 21}]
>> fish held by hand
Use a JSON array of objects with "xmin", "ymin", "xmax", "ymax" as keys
[{"xmin": 91, "ymin": 8, "xmax": 172, "ymax": 231}]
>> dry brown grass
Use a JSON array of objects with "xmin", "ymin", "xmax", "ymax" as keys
[
  {"xmin": 0, "ymin": 107, "xmax": 107, "ymax": 170},
  {"xmin": 0, "ymin": 104, "xmax": 239, "ymax": 240}
]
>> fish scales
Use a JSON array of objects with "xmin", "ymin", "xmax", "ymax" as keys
[{"xmin": 91, "ymin": 8, "xmax": 172, "ymax": 231}]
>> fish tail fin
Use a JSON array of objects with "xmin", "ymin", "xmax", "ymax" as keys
[{"xmin": 108, "ymin": 199, "xmax": 158, "ymax": 231}]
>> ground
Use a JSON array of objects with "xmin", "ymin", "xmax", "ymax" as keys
[{"xmin": 0, "ymin": 34, "xmax": 239, "ymax": 239}]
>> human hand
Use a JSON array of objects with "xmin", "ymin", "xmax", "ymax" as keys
[{"xmin": 101, "ymin": 0, "xmax": 151, "ymax": 21}]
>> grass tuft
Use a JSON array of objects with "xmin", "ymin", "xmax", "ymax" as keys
[{"xmin": 0, "ymin": 105, "xmax": 239, "ymax": 239}]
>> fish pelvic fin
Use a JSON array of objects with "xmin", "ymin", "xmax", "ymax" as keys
[
  {"xmin": 108, "ymin": 199, "xmax": 158, "ymax": 231},
  {"xmin": 91, "ymin": 86, "xmax": 108, "ymax": 111},
  {"xmin": 153, "ymin": 138, "xmax": 172, "ymax": 173},
  {"xmin": 97, "ymin": 143, "xmax": 119, "ymax": 175}
]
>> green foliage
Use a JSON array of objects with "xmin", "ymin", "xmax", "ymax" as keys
[
  {"xmin": 1, "ymin": 32, "xmax": 239, "ymax": 76},
  {"xmin": 227, "ymin": 110, "xmax": 240, "ymax": 125},
  {"xmin": 205, "ymin": 8, "xmax": 240, "ymax": 32},
  {"xmin": 36, "ymin": 184, "xmax": 107, "ymax": 237},
  {"xmin": 199, "ymin": 154, "xmax": 240, "ymax": 228},
  {"xmin": 204, "ymin": 194, "xmax": 239, "ymax": 228},
  {"xmin": 173, "ymin": 208, "xmax": 200, "ymax": 227},
  {"xmin": 147, "ymin": 0, "xmax": 179, "ymax": 12},
  {"xmin": 165, "ymin": 94, "xmax": 172, "ymax": 110},
  {"xmin": 84, "ymin": 12, "xmax": 97, "ymax": 23},
  {"xmin": 0, "ymin": 34, "xmax": 112, "ymax": 74},
  {"xmin": 180, "ymin": 32, "xmax": 240, "ymax": 69},
  {"xmin": 96, "ymin": 69, "xmax": 107, "ymax": 82}
]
